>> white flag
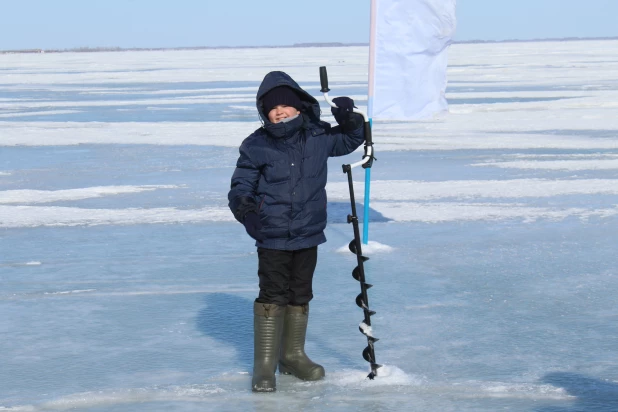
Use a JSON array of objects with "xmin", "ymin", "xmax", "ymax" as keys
[{"xmin": 369, "ymin": 0, "xmax": 457, "ymax": 120}]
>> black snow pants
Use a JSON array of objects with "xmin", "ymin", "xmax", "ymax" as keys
[{"xmin": 256, "ymin": 246, "xmax": 318, "ymax": 306}]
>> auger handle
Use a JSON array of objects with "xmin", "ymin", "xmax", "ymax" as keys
[
  {"xmin": 319, "ymin": 66, "xmax": 330, "ymax": 93},
  {"xmin": 319, "ymin": 66, "xmax": 373, "ymax": 170},
  {"xmin": 319, "ymin": 66, "xmax": 367, "ymax": 119}
]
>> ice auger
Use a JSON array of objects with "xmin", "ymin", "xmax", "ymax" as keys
[{"xmin": 319, "ymin": 66, "xmax": 381, "ymax": 379}]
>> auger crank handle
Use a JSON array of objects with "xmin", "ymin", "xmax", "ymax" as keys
[{"xmin": 319, "ymin": 66, "xmax": 373, "ymax": 170}]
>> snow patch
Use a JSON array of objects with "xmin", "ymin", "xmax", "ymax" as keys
[
  {"xmin": 328, "ymin": 179, "xmax": 618, "ymax": 201},
  {"xmin": 0, "ymin": 121, "xmax": 255, "ymax": 147},
  {"xmin": 0, "ymin": 261, "xmax": 42, "ymax": 268},
  {"xmin": 43, "ymin": 289, "xmax": 96, "ymax": 295},
  {"xmin": 359, "ymin": 322, "xmax": 373, "ymax": 337},
  {"xmin": 373, "ymin": 202, "xmax": 618, "ymax": 223},
  {"xmin": 227, "ymin": 105, "xmax": 255, "ymax": 111},
  {"xmin": 8, "ymin": 287, "xmax": 257, "ymax": 300},
  {"xmin": 336, "ymin": 241, "xmax": 394, "ymax": 254},
  {"xmin": 362, "ymin": 241, "xmax": 395, "ymax": 254},
  {"xmin": 4, "ymin": 202, "xmax": 616, "ymax": 228},
  {"xmin": 0, "ymin": 185, "xmax": 181, "ymax": 204},
  {"xmin": 0, "ymin": 95, "xmax": 256, "ymax": 110},
  {"xmin": 328, "ymin": 366, "xmax": 422, "ymax": 387},
  {"xmin": 0, "ymin": 205, "xmax": 234, "ymax": 228},
  {"xmin": 472, "ymin": 159, "xmax": 618, "ymax": 170},
  {"xmin": 0, "ymin": 385, "xmax": 227, "ymax": 411},
  {"xmin": 475, "ymin": 382, "xmax": 572, "ymax": 400},
  {"xmin": 0, "ymin": 109, "xmax": 82, "ymax": 118},
  {"xmin": 405, "ymin": 300, "xmax": 468, "ymax": 310}
]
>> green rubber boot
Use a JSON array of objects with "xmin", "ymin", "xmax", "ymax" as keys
[
  {"xmin": 278, "ymin": 304, "xmax": 325, "ymax": 381},
  {"xmin": 252, "ymin": 302, "xmax": 285, "ymax": 392}
]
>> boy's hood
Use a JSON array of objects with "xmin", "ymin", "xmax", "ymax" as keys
[{"xmin": 256, "ymin": 71, "xmax": 321, "ymax": 124}]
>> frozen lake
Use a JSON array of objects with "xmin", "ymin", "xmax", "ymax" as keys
[{"xmin": 1, "ymin": 40, "xmax": 618, "ymax": 411}]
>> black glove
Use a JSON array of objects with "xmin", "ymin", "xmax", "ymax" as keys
[
  {"xmin": 331, "ymin": 96, "xmax": 363, "ymax": 132},
  {"xmin": 331, "ymin": 96, "xmax": 356, "ymax": 119},
  {"xmin": 243, "ymin": 212, "xmax": 265, "ymax": 241}
]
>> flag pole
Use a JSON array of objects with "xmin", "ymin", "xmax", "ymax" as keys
[{"xmin": 364, "ymin": 0, "xmax": 377, "ymax": 245}]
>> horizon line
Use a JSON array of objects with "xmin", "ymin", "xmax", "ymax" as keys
[{"xmin": 2, "ymin": 36, "xmax": 618, "ymax": 54}]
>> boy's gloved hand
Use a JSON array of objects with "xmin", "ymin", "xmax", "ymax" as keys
[
  {"xmin": 243, "ymin": 212, "xmax": 265, "ymax": 241},
  {"xmin": 331, "ymin": 96, "xmax": 363, "ymax": 132},
  {"xmin": 331, "ymin": 96, "xmax": 356, "ymax": 118}
]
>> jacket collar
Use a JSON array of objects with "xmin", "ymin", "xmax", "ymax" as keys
[{"xmin": 262, "ymin": 113, "xmax": 305, "ymax": 140}]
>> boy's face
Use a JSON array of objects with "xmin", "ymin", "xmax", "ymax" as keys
[{"xmin": 268, "ymin": 105, "xmax": 300, "ymax": 123}]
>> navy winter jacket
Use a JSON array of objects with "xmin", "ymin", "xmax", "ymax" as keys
[{"xmin": 228, "ymin": 71, "xmax": 365, "ymax": 250}]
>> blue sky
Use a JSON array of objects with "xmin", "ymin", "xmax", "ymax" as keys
[{"xmin": 1, "ymin": 0, "xmax": 617, "ymax": 50}]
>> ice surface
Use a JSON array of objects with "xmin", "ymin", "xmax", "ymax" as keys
[{"xmin": 1, "ymin": 40, "xmax": 618, "ymax": 411}]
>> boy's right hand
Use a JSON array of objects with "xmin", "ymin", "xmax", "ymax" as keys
[
  {"xmin": 331, "ymin": 96, "xmax": 363, "ymax": 132},
  {"xmin": 243, "ymin": 212, "xmax": 265, "ymax": 241},
  {"xmin": 331, "ymin": 96, "xmax": 356, "ymax": 118}
]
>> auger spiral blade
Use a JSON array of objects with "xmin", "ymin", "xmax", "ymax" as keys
[
  {"xmin": 352, "ymin": 266, "xmax": 361, "ymax": 281},
  {"xmin": 348, "ymin": 240, "xmax": 357, "ymax": 254},
  {"xmin": 348, "ymin": 241, "xmax": 370, "ymax": 261},
  {"xmin": 362, "ymin": 346, "xmax": 375, "ymax": 363},
  {"xmin": 355, "ymin": 294, "xmax": 367, "ymax": 309}
]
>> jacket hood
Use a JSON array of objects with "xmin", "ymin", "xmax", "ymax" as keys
[{"xmin": 256, "ymin": 71, "xmax": 321, "ymax": 124}]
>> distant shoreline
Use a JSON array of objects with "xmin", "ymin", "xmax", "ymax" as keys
[{"xmin": 2, "ymin": 37, "xmax": 618, "ymax": 54}]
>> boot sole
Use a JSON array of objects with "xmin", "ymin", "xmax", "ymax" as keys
[
  {"xmin": 252, "ymin": 379, "xmax": 277, "ymax": 392},
  {"xmin": 252, "ymin": 386, "xmax": 276, "ymax": 393}
]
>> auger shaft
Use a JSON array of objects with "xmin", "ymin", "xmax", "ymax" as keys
[
  {"xmin": 343, "ymin": 164, "xmax": 381, "ymax": 379},
  {"xmin": 346, "ymin": 167, "xmax": 371, "ymax": 325}
]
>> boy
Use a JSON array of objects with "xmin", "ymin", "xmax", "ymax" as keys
[{"xmin": 228, "ymin": 71, "xmax": 365, "ymax": 392}]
